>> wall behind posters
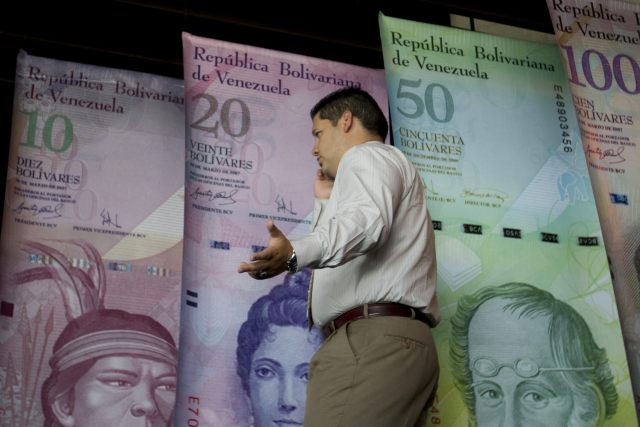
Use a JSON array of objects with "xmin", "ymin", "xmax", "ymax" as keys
[{"xmin": 0, "ymin": 1, "xmax": 555, "ymax": 222}]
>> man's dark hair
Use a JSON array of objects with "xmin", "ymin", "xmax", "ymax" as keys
[{"xmin": 310, "ymin": 87, "xmax": 388, "ymax": 140}]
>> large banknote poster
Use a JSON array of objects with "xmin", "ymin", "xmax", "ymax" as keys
[
  {"xmin": 0, "ymin": 51, "xmax": 185, "ymax": 426},
  {"xmin": 546, "ymin": 0, "xmax": 640, "ymax": 414},
  {"xmin": 380, "ymin": 13, "xmax": 638, "ymax": 426},
  {"xmin": 177, "ymin": 33, "xmax": 388, "ymax": 427}
]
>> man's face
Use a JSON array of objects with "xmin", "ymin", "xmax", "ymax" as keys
[
  {"xmin": 467, "ymin": 297, "xmax": 574, "ymax": 427},
  {"xmin": 249, "ymin": 325, "xmax": 320, "ymax": 427},
  {"xmin": 311, "ymin": 113, "xmax": 345, "ymax": 180},
  {"xmin": 58, "ymin": 355, "xmax": 176, "ymax": 427}
]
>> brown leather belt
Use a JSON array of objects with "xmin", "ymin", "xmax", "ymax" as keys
[{"xmin": 321, "ymin": 302, "xmax": 434, "ymax": 338}]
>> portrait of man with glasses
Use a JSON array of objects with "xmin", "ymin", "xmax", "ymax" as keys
[{"xmin": 450, "ymin": 282, "xmax": 618, "ymax": 427}]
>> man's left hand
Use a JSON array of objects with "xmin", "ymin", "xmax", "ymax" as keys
[{"xmin": 237, "ymin": 220, "xmax": 293, "ymax": 280}]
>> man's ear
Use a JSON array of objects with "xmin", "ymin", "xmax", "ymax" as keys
[
  {"xmin": 340, "ymin": 111, "xmax": 353, "ymax": 132},
  {"xmin": 51, "ymin": 393, "xmax": 76, "ymax": 427}
]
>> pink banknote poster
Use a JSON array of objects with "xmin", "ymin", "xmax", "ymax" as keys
[
  {"xmin": 0, "ymin": 51, "xmax": 185, "ymax": 426},
  {"xmin": 547, "ymin": 0, "xmax": 640, "ymax": 414},
  {"xmin": 178, "ymin": 33, "xmax": 388, "ymax": 427}
]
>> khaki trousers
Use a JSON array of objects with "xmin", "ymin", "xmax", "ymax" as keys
[{"xmin": 304, "ymin": 315, "xmax": 439, "ymax": 427}]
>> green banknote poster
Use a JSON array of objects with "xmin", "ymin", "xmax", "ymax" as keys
[{"xmin": 379, "ymin": 13, "xmax": 637, "ymax": 426}]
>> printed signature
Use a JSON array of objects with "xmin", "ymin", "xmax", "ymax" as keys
[
  {"xmin": 463, "ymin": 188, "xmax": 507, "ymax": 203},
  {"xmin": 100, "ymin": 208, "xmax": 122, "ymax": 228},
  {"xmin": 189, "ymin": 187, "xmax": 238, "ymax": 205},
  {"xmin": 424, "ymin": 180, "xmax": 439, "ymax": 196},
  {"xmin": 13, "ymin": 201, "xmax": 63, "ymax": 219},
  {"xmin": 275, "ymin": 195, "xmax": 297, "ymax": 215},
  {"xmin": 586, "ymin": 145, "xmax": 625, "ymax": 164}
]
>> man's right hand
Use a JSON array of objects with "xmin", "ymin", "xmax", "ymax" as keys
[{"xmin": 314, "ymin": 169, "xmax": 334, "ymax": 199}]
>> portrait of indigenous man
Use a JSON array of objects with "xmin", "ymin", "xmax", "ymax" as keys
[
  {"xmin": 13, "ymin": 240, "xmax": 178, "ymax": 427},
  {"xmin": 236, "ymin": 269, "xmax": 322, "ymax": 427},
  {"xmin": 449, "ymin": 282, "xmax": 618, "ymax": 427}
]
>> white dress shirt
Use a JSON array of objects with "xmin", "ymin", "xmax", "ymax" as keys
[{"xmin": 292, "ymin": 141, "xmax": 439, "ymax": 327}]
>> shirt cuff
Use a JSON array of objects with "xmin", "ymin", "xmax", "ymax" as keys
[{"xmin": 291, "ymin": 233, "xmax": 324, "ymax": 269}]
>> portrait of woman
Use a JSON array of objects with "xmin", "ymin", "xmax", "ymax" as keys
[{"xmin": 236, "ymin": 269, "xmax": 322, "ymax": 427}]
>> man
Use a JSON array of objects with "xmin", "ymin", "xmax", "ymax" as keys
[
  {"xmin": 450, "ymin": 282, "xmax": 618, "ymax": 427},
  {"xmin": 238, "ymin": 87, "xmax": 439, "ymax": 427}
]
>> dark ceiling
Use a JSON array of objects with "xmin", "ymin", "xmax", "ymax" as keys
[
  {"xmin": 0, "ymin": 0, "xmax": 554, "ymax": 220},
  {"xmin": 0, "ymin": 1, "xmax": 555, "ymax": 80}
]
